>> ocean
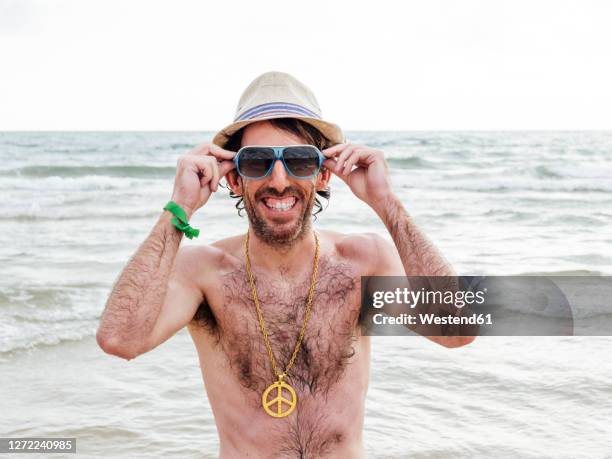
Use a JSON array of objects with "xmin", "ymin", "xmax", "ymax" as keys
[{"xmin": 0, "ymin": 131, "xmax": 611, "ymax": 458}]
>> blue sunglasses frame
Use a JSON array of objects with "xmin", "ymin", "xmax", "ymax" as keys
[{"xmin": 233, "ymin": 145, "xmax": 325, "ymax": 180}]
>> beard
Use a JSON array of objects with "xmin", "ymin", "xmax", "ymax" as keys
[{"xmin": 243, "ymin": 184, "xmax": 315, "ymax": 249}]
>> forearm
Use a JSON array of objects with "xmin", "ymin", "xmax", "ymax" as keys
[
  {"xmin": 97, "ymin": 210, "xmax": 183, "ymax": 352},
  {"xmin": 372, "ymin": 193, "xmax": 460, "ymax": 312},
  {"xmin": 373, "ymin": 194, "xmax": 456, "ymax": 277},
  {"xmin": 372, "ymin": 195, "xmax": 479, "ymax": 343}
]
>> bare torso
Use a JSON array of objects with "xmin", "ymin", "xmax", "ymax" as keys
[{"xmin": 186, "ymin": 229, "xmax": 376, "ymax": 458}]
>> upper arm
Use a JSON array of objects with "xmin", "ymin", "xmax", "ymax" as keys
[
  {"xmin": 369, "ymin": 233, "xmax": 405, "ymax": 277},
  {"xmin": 365, "ymin": 233, "xmax": 474, "ymax": 347},
  {"xmin": 348, "ymin": 233, "xmax": 406, "ymax": 304},
  {"xmin": 139, "ymin": 245, "xmax": 212, "ymax": 355}
]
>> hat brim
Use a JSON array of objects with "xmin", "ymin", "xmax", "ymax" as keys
[{"xmin": 211, "ymin": 114, "xmax": 345, "ymax": 149}]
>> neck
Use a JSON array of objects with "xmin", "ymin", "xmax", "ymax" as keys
[{"xmin": 246, "ymin": 227, "xmax": 317, "ymax": 275}]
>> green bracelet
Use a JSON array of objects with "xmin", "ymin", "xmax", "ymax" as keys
[{"xmin": 163, "ymin": 201, "xmax": 200, "ymax": 239}]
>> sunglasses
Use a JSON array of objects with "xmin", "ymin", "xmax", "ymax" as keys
[{"xmin": 233, "ymin": 145, "xmax": 325, "ymax": 179}]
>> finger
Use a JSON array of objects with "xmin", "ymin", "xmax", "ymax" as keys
[
  {"xmin": 343, "ymin": 151, "xmax": 363, "ymax": 174},
  {"xmin": 208, "ymin": 143, "xmax": 237, "ymax": 160},
  {"xmin": 335, "ymin": 145, "xmax": 358, "ymax": 174},
  {"xmin": 200, "ymin": 174, "xmax": 209, "ymax": 189},
  {"xmin": 355, "ymin": 148, "xmax": 383, "ymax": 167},
  {"xmin": 217, "ymin": 160, "xmax": 236, "ymax": 178},
  {"xmin": 190, "ymin": 142, "xmax": 214, "ymax": 156},
  {"xmin": 190, "ymin": 142, "xmax": 236, "ymax": 160},
  {"xmin": 192, "ymin": 159, "xmax": 213, "ymax": 187},
  {"xmin": 322, "ymin": 158, "xmax": 348, "ymax": 183},
  {"xmin": 210, "ymin": 160, "xmax": 220, "ymax": 192},
  {"xmin": 321, "ymin": 143, "xmax": 350, "ymax": 158},
  {"xmin": 322, "ymin": 158, "xmax": 337, "ymax": 170},
  {"xmin": 188, "ymin": 156, "xmax": 213, "ymax": 181}
]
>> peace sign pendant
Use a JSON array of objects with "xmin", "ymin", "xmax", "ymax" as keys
[{"xmin": 262, "ymin": 376, "xmax": 297, "ymax": 418}]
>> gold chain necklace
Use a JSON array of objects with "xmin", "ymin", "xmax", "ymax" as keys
[{"xmin": 244, "ymin": 230, "xmax": 320, "ymax": 418}]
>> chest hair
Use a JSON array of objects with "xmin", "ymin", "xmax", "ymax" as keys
[{"xmin": 195, "ymin": 255, "xmax": 362, "ymax": 397}]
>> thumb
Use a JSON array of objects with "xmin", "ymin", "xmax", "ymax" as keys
[
  {"xmin": 218, "ymin": 160, "xmax": 236, "ymax": 177},
  {"xmin": 323, "ymin": 159, "xmax": 347, "ymax": 182},
  {"xmin": 323, "ymin": 158, "xmax": 337, "ymax": 171}
]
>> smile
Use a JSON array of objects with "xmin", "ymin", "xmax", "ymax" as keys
[{"xmin": 262, "ymin": 197, "xmax": 298, "ymax": 212}]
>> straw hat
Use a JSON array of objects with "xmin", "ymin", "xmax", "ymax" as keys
[{"xmin": 211, "ymin": 71, "xmax": 345, "ymax": 148}]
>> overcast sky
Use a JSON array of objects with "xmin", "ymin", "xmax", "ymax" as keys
[{"xmin": 1, "ymin": 0, "xmax": 611, "ymax": 130}]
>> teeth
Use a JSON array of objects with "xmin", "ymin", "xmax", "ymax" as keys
[{"xmin": 263, "ymin": 197, "xmax": 297, "ymax": 211}]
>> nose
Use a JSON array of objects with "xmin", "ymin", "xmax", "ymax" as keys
[{"xmin": 266, "ymin": 158, "xmax": 291, "ymax": 191}]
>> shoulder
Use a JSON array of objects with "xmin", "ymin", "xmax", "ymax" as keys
[
  {"xmin": 177, "ymin": 233, "xmax": 243, "ymax": 261},
  {"xmin": 327, "ymin": 229, "xmax": 393, "ymax": 256},
  {"xmin": 174, "ymin": 235, "xmax": 240, "ymax": 280},
  {"xmin": 319, "ymin": 229, "xmax": 396, "ymax": 275},
  {"xmin": 326, "ymin": 230, "xmax": 403, "ymax": 276},
  {"xmin": 175, "ymin": 242, "xmax": 225, "ymax": 268},
  {"xmin": 172, "ymin": 234, "xmax": 246, "ymax": 296}
]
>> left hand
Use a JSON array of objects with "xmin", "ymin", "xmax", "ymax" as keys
[{"xmin": 322, "ymin": 143, "xmax": 393, "ymax": 209}]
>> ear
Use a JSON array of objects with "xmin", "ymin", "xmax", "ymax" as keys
[
  {"xmin": 315, "ymin": 166, "xmax": 331, "ymax": 191},
  {"xmin": 225, "ymin": 170, "xmax": 244, "ymax": 195}
]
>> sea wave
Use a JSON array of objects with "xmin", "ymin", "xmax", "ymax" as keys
[
  {"xmin": 434, "ymin": 177, "xmax": 612, "ymax": 193},
  {"xmin": 0, "ymin": 284, "xmax": 105, "ymax": 355},
  {"xmin": 0, "ymin": 325, "xmax": 96, "ymax": 357},
  {"xmin": 0, "ymin": 209, "xmax": 163, "ymax": 221},
  {"xmin": 0, "ymin": 175, "xmax": 158, "ymax": 191},
  {"xmin": 386, "ymin": 156, "xmax": 438, "ymax": 169},
  {"xmin": 534, "ymin": 164, "xmax": 612, "ymax": 179},
  {"xmin": 166, "ymin": 142, "xmax": 196, "ymax": 151},
  {"xmin": 0, "ymin": 165, "xmax": 176, "ymax": 178}
]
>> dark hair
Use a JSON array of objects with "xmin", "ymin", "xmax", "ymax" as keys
[{"xmin": 223, "ymin": 118, "xmax": 336, "ymax": 219}]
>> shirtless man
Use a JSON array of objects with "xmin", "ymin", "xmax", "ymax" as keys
[{"xmin": 96, "ymin": 72, "xmax": 475, "ymax": 458}]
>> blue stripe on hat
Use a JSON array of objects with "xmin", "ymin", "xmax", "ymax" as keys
[{"xmin": 235, "ymin": 102, "xmax": 320, "ymax": 121}]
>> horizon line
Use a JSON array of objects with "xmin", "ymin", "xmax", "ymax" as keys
[{"xmin": 1, "ymin": 128, "xmax": 611, "ymax": 133}]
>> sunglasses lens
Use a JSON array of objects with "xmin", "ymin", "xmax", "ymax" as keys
[
  {"xmin": 283, "ymin": 146, "xmax": 320, "ymax": 177},
  {"xmin": 238, "ymin": 147, "xmax": 275, "ymax": 178}
]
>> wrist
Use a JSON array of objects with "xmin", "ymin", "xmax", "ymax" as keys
[
  {"xmin": 161, "ymin": 209, "xmax": 184, "ymax": 234},
  {"xmin": 163, "ymin": 200, "xmax": 200, "ymax": 240},
  {"xmin": 370, "ymin": 192, "xmax": 401, "ymax": 220},
  {"xmin": 168, "ymin": 199, "xmax": 195, "ymax": 220}
]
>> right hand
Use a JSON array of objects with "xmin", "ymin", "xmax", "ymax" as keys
[{"xmin": 170, "ymin": 142, "xmax": 236, "ymax": 218}]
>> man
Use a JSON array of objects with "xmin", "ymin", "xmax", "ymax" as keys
[{"xmin": 96, "ymin": 71, "xmax": 475, "ymax": 458}]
